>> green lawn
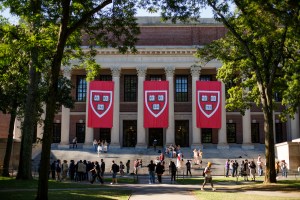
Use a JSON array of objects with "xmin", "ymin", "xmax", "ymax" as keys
[
  {"xmin": 177, "ymin": 176, "xmax": 300, "ymax": 200},
  {"xmin": 0, "ymin": 176, "xmax": 132, "ymax": 200}
]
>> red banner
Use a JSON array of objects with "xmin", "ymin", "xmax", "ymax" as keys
[
  {"xmin": 144, "ymin": 81, "xmax": 169, "ymax": 128},
  {"xmin": 196, "ymin": 81, "xmax": 222, "ymax": 128},
  {"xmin": 88, "ymin": 81, "xmax": 114, "ymax": 128}
]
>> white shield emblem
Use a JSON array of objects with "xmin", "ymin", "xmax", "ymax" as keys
[
  {"xmin": 197, "ymin": 90, "xmax": 220, "ymax": 118},
  {"xmin": 145, "ymin": 90, "xmax": 167, "ymax": 118},
  {"xmin": 90, "ymin": 90, "xmax": 112, "ymax": 118}
]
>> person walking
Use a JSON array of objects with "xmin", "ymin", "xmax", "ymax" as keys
[
  {"xmin": 147, "ymin": 160, "xmax": 156, "ymax": 184},
  {"xmin": 90, "ymin": 161, "xmax": 104, "ymax": 184},
  {"xmin": 249, "ymin": 160, "xmax": 256, "ymax": 181},
  {"xmin": 225, "ymin": 159, "xmax": 230, "ymax": 177},
  {"xmin": 110, "ymin": 160, "xmax": 119, "ymax": 184},
  {"xmin": 153, "ymin": 139, "xmax": 158, "ymax": 151},
  {"xmin": 201, "ymin": 162, "xmax": 215, "ymax": 191}
]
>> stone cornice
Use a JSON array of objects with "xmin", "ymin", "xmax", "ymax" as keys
[{"xmin": 94, "ymin": 49, "xmax": 197, "ymax": 56}]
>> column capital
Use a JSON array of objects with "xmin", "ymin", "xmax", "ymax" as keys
[
  {"xmin": 136, "ymin": 67, "xmax": 147, "ymax": 78},
  {"xmin": 111, "ymin": 67, "xmax": 121, "ymax": 77},
  {"xmin": 63, "ymin": 66, "xmax": 72, "ymax": 79},
  {"xmin": 190, "ymin": 64, "xmax": 201, "ymax": 78},
  {"xmin": 164, "ymin": 66, "xmax": 175, "ymax": 78}
]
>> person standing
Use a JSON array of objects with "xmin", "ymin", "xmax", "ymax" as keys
[
  {"xmin": 55, "ymin": 159, "xmax": 62, "ymax": 182},
  {"xmin": 147, "ymin": 160, "xmax": 156, "ymax": 184},
  {"xmin": 72, "ymin": 137, "xmax": 77, "ymax": 149},
  {"xmin": 110, "ymin": 160, "xmax": 119, "ymax": 184},
  {"xmin": 186, "ymin": 160, "xmax": 192, "ymax": 176},
  {"xmin": 201, "ymin": 162, "xmax": 215, "ymax": 191},
  {"xmin": 69, "ymin": 160, "xmax": 75, "ymax": 181},
  {"xmin": 225, "ymin": 159, "xmax": 230, "ymax": 177},
  {"xmin": 62, "ymin": 160, "xmax": 69, "ymax": 181},
  {"xmin": 100, "ymin": 159, "xmax": 105, "ymax": 178},
  {"xmin": 93, "ymin": 139, "xmax": 98, "ymax": 152},
  {"xmin": 119, "ymin": 161, "xmax": 125, "ymax": 176},
  {"xmin": 153, "ymin": 139, "xmax": 158, "ymax": 151},
  {"xmin": 281, "ymin": 160, "xmax": 288, "ymax": 177},
  {"xmin": 249, "ymin": 160, "xmax": 256, "ymax": 181},
  {"xmin": 155, "ymin": 162, "xmax": 164, "ymax": 183},
  {"xmin": 126, "ymin": 160, "xmax": 130, "ymax": 174},
  {"xmin": 170, "ymin": 161, "xmax": 177, "ymax": 183}
]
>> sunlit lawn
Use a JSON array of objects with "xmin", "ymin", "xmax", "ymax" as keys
[
  {"xmin": 177, "ymin": 176, "xmax": 300, "ymax": 200},
  {"xmin": 0, "ymin": 176, "xmax": 132, "ymax": 200}
]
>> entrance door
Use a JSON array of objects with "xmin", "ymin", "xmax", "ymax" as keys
[
  {"xmin": 100, "ymin": 128, "xmax": 111, "ymax": 143},
  {"xmin": 148, "ymin": 128, "xmax": 163, "ymax": 147},
  {"xmin": 175, "ymin": 120, "xmax": 189, "ymax": 147},
  {"xmin": 123, "ymin": 120, "xmax": 137, "ymax": 147}
]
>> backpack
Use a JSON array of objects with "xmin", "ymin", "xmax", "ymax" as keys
[{"xmin": 115, "ymin": 164, "xmax": 120, "ymax": 172}]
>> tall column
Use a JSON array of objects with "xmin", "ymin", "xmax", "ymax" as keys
[
  {"xmin": 291, "ymin": 109, "xmax": 300, "ymax": 140},
  {"xmin": 136, "ymin": 67, "xmax": 147, "ymax": 148},
  {"xmin": 217, "ymin": 81, "xmax": 229, "ymax": 149},
  {"xmin": 13, "ymin": 118, "xmax": 22, "ymax": 142},
  {"xmin": 59, "ymin": 66, "xmax": 71, "ymax": 149},
  {"xmin": 110, "ymin": 67, "xmax": 121, "ymax": 148},
  {"xmin": 242, "ymin": 109, "xmax": 254, "ymax": 149},
  {"xmin": 242, "ymin": 88, "xmax": 254, "ymax": 149},
  {"xmin": 190, "ymin": 65, "xmax": 201, "ymax": 149},
  {"xmin": 83, "ymin": 81, "xmax": 94, "ymax": 149},
  {"xmin": 165, "ymin": 66, "xmax": 175, "ymax": 146}
]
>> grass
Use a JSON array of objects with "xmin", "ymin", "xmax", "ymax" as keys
[
  {"xmin": 176, "ymin": 176, "xmax": 300, "ymax": 200},
  {"xmin": 0, "ymin": 176, "xmax": 132, "ymax": 200}
]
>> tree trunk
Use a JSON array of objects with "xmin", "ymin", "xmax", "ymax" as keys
[
  {"xmin": 16, "ymin": 63, "xmax": 40, "ymax": 180},
  {"xmin": 36, "ymin": 3, "xmax": 70, "ymax": 197},
  {"xmin": 2, "ymin": 107, "xmax": 17, "ymax": 177},
  {"xmin": 261, "ymin": 87, "xmax": 277, "ymax": 183}
]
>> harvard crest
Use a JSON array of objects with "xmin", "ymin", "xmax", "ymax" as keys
[
  {"xmin": 197, "ymin": 90, "xmax": 220, "ymax": 118},
  {"xmin": 90, "ymin": 90, "xmax": 112, "ymax": 118},
  {"xmin": 145, "ymin": 90, "xmax": 167, "ymax": 118}
]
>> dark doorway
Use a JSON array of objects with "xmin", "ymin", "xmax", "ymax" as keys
[
  {"xmin": 76, "ymin": 123, "xmax": 85, "ymax": 143},
  {"xmin": 275, "ymin": 123, "xmax": 283, "ymax": 143},
  {"xmin": 52, "ymin": 123, "xmax": 61, "ymax": 143},
  {"xmin": 175, "ymin": 120, "xmax": 189, "ymax": 147},
  {"xmin": 148, "ymin": 128, "xmax": 163, "ymax": 147},
  {"xmin": 100, "ymin": 128, "xmax": 111, "ymax": 143},
  {"xmin": 123, "ymin": 120, "xmax": 137, "ymax": 147},
  {"xmin": 251, "ymin": 123, "xmax": 260, "ymax": 143}
]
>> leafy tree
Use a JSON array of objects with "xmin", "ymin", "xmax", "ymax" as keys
[
  {"xmin": 0, "ymin": 21, "xmax": 29, "ymax": 177},
  {"xmin": 140, "ymin": 0, "xmax": 300, "ymax": 183},
  {"xmin": 2, "ymin": 0, "xmax": 139, "ymax": 199}
]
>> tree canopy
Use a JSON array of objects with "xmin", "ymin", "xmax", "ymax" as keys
[{"xmin": 140, "ymin": 0, "xmax": 300, "ymax": 183}]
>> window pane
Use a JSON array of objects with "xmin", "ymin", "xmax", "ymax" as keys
[
  {"xmin": 52, "ymin": 123, "xmax": 61, "ymax": 143},
  {"xmin": 251, "ymin": 123, "xmax": 260, "ymax": 143},
  {"xmin": 76, "ymin": 76, "xmax": 87, "ymax": 102},
  {"xmin": 124, "ymin": 75, "xmax": 137, "ymax": 102},
  {"xmin": 200, "ymin": 75, "xmax": 212, "ymax": 81},
  {"xmin": 175, "ymin": 75, "xmax": 188, "ymax": 102},
  {"xmin": 202, "ymin": 128, "xmax": 212, "ymax": 143},
  {"xmin": 150, "ymin": 75, "xmax": 162, "ymax": 81},
  {"xmin": 99, "ymin": 75, "xmax": 112, "ymax": 81},
  {"xmin": 226, "ymin": 123, "xmax": 236, "ymax": 143}
]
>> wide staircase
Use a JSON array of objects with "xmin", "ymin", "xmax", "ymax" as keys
[{"xmin": 32, "ymin": 144, "xmax": 265, "ymax": 177}]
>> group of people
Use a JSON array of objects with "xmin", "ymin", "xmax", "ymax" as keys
[
  {"xmin": 275, "ymin": 160, "xmax": 289, "ymax": 177},
  {"xmin": 193, "ymin": 148, "xmax": 203, "ymax": 167},
  {"xmin": 165, "ymin": 144, "xmax": 182, "ymax": 158},
  {"xmin": 50, "ymin": 158, "xmax": 105, "ymax": 182},
  {"xmin": 93, "ymin": 139, "xmax": 109, "ymax": 156}
]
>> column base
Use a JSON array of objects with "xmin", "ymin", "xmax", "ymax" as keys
[
  {"xmin": 82, "ymin": 144, "xmax": 93, "ymax": 150},
  {"xmin": 242, "ymin": 144, "xmax": 255, "ymax": 150},
  {"xmin": 191, "ymin": 143, "xmax": 202, "ymax": 150},
  {"xmin": 217, "ymin": 144, "xmax": 229, "ymax": 149},
  {"xmin": 58, "ymin": 144, "xmax": 71, "ymax": 149},
  {"xmin": 108, "ymin": 143, "xmax": 121, "ymax": 149},
  {"xmin": 135, "ymin": 143, "xmax": 147, "ymax": 149}
]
